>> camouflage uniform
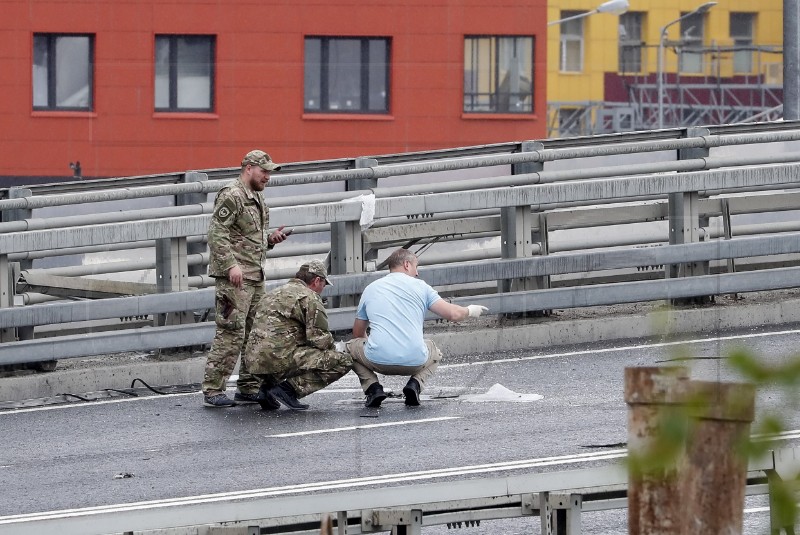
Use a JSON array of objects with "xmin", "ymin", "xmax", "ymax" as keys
[
  {"xmin": 202, "ymin": 176, "xmax": 274, "ymax": 397},
  {"xmin": 244, "ymin": 278, "xmax": 352, "ymax": 397}
]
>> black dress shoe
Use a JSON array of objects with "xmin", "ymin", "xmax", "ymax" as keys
[
  {"xmin": 256, "ymin": 384, "xmax": 280, "ymax": 411},
  {"xmin": 403, "ymin": 378, "xmax": 421, "ymax": 406},
  {"xmin": 364, "ymin": 382, "xmax": 387, "ymax": 408},
  {"xmin": 270, "ymin": 381, "xmax": 310, "ymax": 411}
]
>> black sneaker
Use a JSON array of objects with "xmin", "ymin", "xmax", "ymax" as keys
[
  {"xmin": 364, "ymin": 383, "xmax": 387, "ymax": 408},
  {"xmin": 270, "ymin": 382, "xmax": 310, "ymax": 411},
  {"xmin": 233, "ymin": 392, "xmax": 260, "ymax": 404},
  {"xmin": 203, "ymin": 393, "xmax": 237, "ymax": 408},
  {"xmin": 403, "ymin": 378, "xmax": 421, "ymax": 406}
]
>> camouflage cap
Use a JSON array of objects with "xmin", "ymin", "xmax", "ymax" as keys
[
  {"xmin": 242, "ymin": 149, "xmax": 281, "ymax": 171},
  {"xmin": 299, "ymin": 259, "xmax": 332, "ymax": 285}
]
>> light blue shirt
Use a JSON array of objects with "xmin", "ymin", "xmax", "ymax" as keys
[{"xmin": 355, "ymin": 272, "xmax": 441, "ymax": 366}]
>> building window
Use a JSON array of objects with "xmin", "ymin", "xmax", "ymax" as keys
[
  {"xmin": 463, "ymin": 36, "xmax": 534, "ymax": 114},
  {"xmin": 32, "ymin": 34, "xmax": 93, "ymax": 111},
  {"xmin": 155, "ymin": 35, "xmax": 215, "ymax": 112},
  {"xmin": 619, "ymin": 12, "xmax": 644, "ymax": 73},
  {"xmin": 730, "ymin": 12, "xmax": 755, "ymax": 73},
  {"xmin": 559, "ymin": 12, "xmax": 584, "ymax": 72},
  {"xmin": 304, "ymin": 37, "xmax": 390, "ymax": 113},
  {"xmin": 678, "ymin": 11, "xmax": 706, "ymax": 74}
]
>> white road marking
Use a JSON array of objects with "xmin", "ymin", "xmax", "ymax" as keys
[
  {"xmin": 265, "ymin": 416, "xmax": 460, "ymax": 437},
  {"xmin": 441, "ymin": 326, "xmax": 800, "ymax": 369},
  {"xmin": 0, "ymin": 448, "xmax": 627, "ymax": 522},
  {"xmin": 743, "ymin": 506, "xmax": 770, "ymax": 513},
  {"xmin": 0, "ymin": 442, "xmax": 786, "ymax": 522},
  {"xmin": 0, "ymin": 392, "xmax": 196, "ymax": 414},
  {"xmin": 3, "ymin": 326, "xmax": 800, "ymax": 415}
]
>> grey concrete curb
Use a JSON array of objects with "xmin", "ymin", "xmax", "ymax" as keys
[{"xmin": 2, "ymin": 295, "xmax": 800, "ymax": 403}]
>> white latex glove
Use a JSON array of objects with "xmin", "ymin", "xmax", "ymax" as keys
[
  {"xmin": 466, "ymin": 305, "xmax": 489, "ymax": 318},
  {"xmin": 334, "ymin": 340, "xmax": 347, "ymax": 353}
]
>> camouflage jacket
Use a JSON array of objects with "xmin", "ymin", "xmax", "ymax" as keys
[
  {"xmin": 207, "ymin": 177, "xmax": 273, "ymax": 281},
  {"xmin": 247, "ymin": 279, "xmax": 334, "ymax": 361}
]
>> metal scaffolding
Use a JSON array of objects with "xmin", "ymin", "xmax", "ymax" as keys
[{"xmin": 548, "ymin": 45, "xmax": 784, "ymax": 138}]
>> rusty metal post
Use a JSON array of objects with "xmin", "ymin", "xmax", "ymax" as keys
[
  {"xmin": 680, "ymin": 381, "xmax": 755, "ymax": 535},
  {"xmin": 625, "ymin": 366, "xmax": 689, "ymax": 535}
]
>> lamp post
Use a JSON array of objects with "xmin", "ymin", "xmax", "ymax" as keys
[
  {"xmin": 547, "ymin": 0, "xmax": 629, "ymax": 26},
  {"xmin": 657, "ymin": 2, "xmax": 717, "ymax": 129}
]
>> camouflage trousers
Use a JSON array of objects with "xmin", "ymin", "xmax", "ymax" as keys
[
  {"xmin": 202, "ymin": 278, "xmax": 264, "ymax": 396},
  {"xmin": 347, "ymin": 337, "xmax": 442, "ymax": 393},
  {"xmin": 245, "ymin": 346, "xmax": 352, "ymax": 398}
]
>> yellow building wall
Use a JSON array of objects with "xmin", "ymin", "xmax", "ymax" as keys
[{"xmin": 547, "ymin": 0, "xmax": 783, "ymax": 105}]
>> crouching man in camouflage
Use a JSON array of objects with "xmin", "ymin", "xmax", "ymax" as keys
[{"xmin": 243, "ymin": 260, "xmax": 352, "ymax": 411}]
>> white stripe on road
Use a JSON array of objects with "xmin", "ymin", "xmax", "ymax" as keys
[
  {"xmin": 441, "ymin": 326, "xmax": 800, "ymax": 369},
  {"xmin": 0, "ymin": 444, "xmax": 783, "ymax": 523},
  {"xmin": 743, "ymin": 506, "xmax": 770, "ymax": 513},
  {"xmin": 0, "ymin": 448, "xmax": 627, "ymax": 522},
  {"xmin": 4, "ymin": 326, "xmax": 800, "ymax": 415},
  {"xmin": 265, "ymin": 416, "xmax": 460, "ymax": 437},
  {"xmin": 0, "ymin": 392, "xmax": 196, "ymax": 414}
]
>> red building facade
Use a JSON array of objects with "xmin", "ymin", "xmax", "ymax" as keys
[{"xmin": 1, "ymin": 0, "xmax": 547, "ymax": 181}]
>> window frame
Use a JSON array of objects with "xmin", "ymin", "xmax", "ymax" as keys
[
  {"xmin": 678, "ymin": 12, "xmax": 706, "ymax": 74},
  {"xmin": 463, "ymin": 35, "xmax": 535, "ymax": 115},
  {"xmin": 32, "ymin": 33, "xmax": 95, "ymax": 112},
  {"xmin": 559, "ymin": 12, "xmax": 585, "ymax": 73},
  {"xmin": 618, "ymin": 12, "xmax": 644, "ymax": 73},
  {"xmin": 730, "ymin": 12, "xmax": 755, "ymax": 74},
  {"xmin": 154, "ymin": 34, "xmax": 216, "ymax": 113},
  {"xmin": 303, "ymin": 36, "xmax": 391, "ymax": 114}
]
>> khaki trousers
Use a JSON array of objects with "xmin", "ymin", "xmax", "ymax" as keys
[{"xmin": 347, "ymin": 337, "xmax": 441, "ymax": 393}]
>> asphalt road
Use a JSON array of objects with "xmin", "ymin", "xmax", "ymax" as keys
[{"xmin": 2, "ymin": 325, "xmax": 800, "ymax": 533}]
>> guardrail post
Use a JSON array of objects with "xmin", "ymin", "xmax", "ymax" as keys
[
  {"xmin": 155, "ymin": 237, "xmax": 192, "ymax": 326},
  {"xmin": 680, "ymin": 381, "xmax": 755, "ymax": 535},
  {"xmin": 361, "ymin": 508, "xmax": 422, "ymax": 534},
  {"xmin": 547, "ymin": 493, "xmax": 581, "ymax": 535},
  {"xmin": 336, "ymin": 511, "xmax": 351, "ymax": 534},
  {"xmin": 0, "ymin": 188, "xmax": 33, "ymax": 343},
  {"xmin": 176, "ymin": 172, "xmax": 209, "ymax": 279},
  {"xmin": 625, "ymin": 366, "xmax": 690, "ymax": 535},
  {"xmin": 348, "ymin": 157, "xmax": 379, "ymax": 192},
  {"xmin": 330, "ymin": 158, "xmax": 373, "ymax": 307},
  {"xmin": 0, "ymin": 254, "xmax": 13, "ymax": 343},
  {"xmin": 670, "ymin": 127, "xmax": 712, "ymax": 305},
  {"xmin": 502, "ymin": 141, "xmax": 549, "ymax": 314},
  {"xmin": 766, "ymin": 447, "xmax": 800, "ymax": 534}
]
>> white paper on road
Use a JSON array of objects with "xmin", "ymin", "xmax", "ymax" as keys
[{"xmin": 461, "ymin": 383, "xmax": 543, "ymax": 403}]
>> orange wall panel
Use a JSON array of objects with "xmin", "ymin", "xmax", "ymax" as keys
[{"xmin": 1, "ymin": 0, "xmax": 547, "ymax": 179}]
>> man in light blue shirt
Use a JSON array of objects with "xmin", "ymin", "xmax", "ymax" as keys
[{"xmin": 348, "ymin": 248, "xmax": 488, "ymax": 407}]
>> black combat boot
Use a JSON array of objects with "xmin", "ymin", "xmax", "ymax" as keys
[
  {"xmin": 364, "ymin": 382, "xmax": 387, "ymax": 408},
  {"xmin": 403, "ymin": 378, "xmax": 421, "ymax": 406},
  {"xmin": 270, "ymin": 381, "xmax": 310, "ymax": 411},
  {"xmin": 256, "ymin": 381, "xmax": 280, "ymax": 411}
]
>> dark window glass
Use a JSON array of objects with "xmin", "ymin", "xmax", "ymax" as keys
[
  {"xmin": 155, "ymin": 35, "xmax": 215, "ymax": 112},
  {"xmin": 464, "ymin": 36, "xmax": 534, "ymax": 114},
  {"xmin": 33, "ymin": 34, "xmax": 94, "ymax": 111},
  {"xmin": 730, "ymin": 12, "xmax": 755, "ymax": 73},
  {"xmin": 304, "ymin": 36, "xmax": 390, "ymax": 113},
  {"xmin": 619, "ymin": 12, "xmax": 644, "ymax": 73},
  {"xmin": 678, "ymin": 12, "xmax": 706, "ymax": 73}
]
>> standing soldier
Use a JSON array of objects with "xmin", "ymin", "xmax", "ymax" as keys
[
  {"xmin": 244, "ymin": 260, "xmax": 352, "ymax": 411},
  {"xmin": 202, "ymin": 149, "xmax": 289, "ymax": 408}
]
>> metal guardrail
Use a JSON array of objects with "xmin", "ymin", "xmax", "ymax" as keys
[
  {"xmin": 2, "ymin": 122, "xmax": 800, "ymax": 364},
  {"xmin": 0, "ymin": 446, "xmax": 793, "ymax": 535}
]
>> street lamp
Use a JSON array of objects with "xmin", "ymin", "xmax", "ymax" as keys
[
  {"xmin": 657, "ymin": 2, "xmax": 717, "ymax": 129},
  {"xmin": 547, "ymin": 0, "xmax": 629, "ymax": 26}
]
